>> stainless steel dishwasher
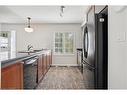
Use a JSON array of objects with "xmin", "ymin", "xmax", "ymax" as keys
[{"xmin": 23, "ymin": 56, "xmax": 38, "ymax": 89}]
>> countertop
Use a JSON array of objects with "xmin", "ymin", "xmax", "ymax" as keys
[
  {"xmin": 1, "ymin": 49, "xmax": 51, "ymax": 69},
  {"xmin": 77, "ymin": 48, "xmax": 83, "ymax": 52}
]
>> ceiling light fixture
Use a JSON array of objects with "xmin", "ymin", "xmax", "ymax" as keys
[
  {"xmin": 24, "ymin": 17, "xmax": 33, "ymax": 32},
  {"xmin": 60, "ymin": 6, "xmax": 65, "ymax": 17}
]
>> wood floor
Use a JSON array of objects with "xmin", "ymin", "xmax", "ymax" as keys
[{"xmin": 36, "ymin": 66, "xmax": 85, "ymax": 89}]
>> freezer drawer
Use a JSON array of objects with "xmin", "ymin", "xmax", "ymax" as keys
[{"xmin": 83, "ymin": 62, "xmax": 95, "ymax": 89}]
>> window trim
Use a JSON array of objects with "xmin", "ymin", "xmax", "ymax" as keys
[{"xmin": 53, "ymin": 32, "xmax": 75, "ymax": 55}]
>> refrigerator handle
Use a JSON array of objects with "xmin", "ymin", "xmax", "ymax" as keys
[
  {"xmin": 99, "ymin": 18, "xmax": 104, "ymax": 22},
  {"xmin": 86, "ymin": 27, "xmax": 89, "ymax": 57}
]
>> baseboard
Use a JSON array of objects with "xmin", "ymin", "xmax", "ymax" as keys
[{"xmin": 51, "ymin": 64, "xmax": 78, "ymax": 67}]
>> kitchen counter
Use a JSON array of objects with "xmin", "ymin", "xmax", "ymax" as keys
[
  {"xmin": 77, "ymin": 48, "xmax": 83, "ymax": 52},
  {"xmin": 1, "ymin": 49, "xmax": 51, "ymax": 68},
  {"xmin": 1, "ymin": 49, "xmax": 52, "ymax": 89}
]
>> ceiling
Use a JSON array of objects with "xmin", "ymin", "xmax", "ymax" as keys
[{"xmin": 0, "ymin": 6, "xmax": 89, "ymax": 24}]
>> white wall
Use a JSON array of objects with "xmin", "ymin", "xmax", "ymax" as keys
[
  {"xmin": 0, "ymin": 24, "xmax": 1, "ymax": 31},
  {"xmin": 0, "ymin": 23, "xmax": 1, "ymax": 87},
  {"xmin": 1, "ymin": 23, "xmax": 82, "ymax": 66},
  {"xmin": 108, "ymin": 6, "xmax": 127, "ymax": 89}
]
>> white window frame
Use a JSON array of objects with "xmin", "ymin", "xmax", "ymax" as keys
[{"xmin": 53, "ymin": 32, "xmax": 75, "ymax": 55}]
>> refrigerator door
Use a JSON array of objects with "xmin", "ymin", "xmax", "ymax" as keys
[
  {"xmin": 95, "ymin": 6, "xmax": 108, "ymax": 89},
  {"xmin": 83, "ymin": 62, "xmax": 95, "ymax": 89},
  {"xmin": 83, "ymin": 7, "xmax": 95, "ymax": 67}
]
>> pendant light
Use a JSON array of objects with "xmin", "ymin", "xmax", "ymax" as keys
[
  {"xmin": 60, "ymin": 6, "xmax": 65, "ymax": 17},
  {"xmin": 24, "ymin": 17, "xmax": 33, "ymax": 32}
]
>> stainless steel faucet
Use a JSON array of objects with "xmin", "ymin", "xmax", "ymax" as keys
[{"xmin": 27, "ymin": 45, "xmax": 33, "ymax": 51}]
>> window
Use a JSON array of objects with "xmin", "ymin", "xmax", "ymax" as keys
[{"xmin": 54, "ymin": 32, "xmax": 74, "ymax": 54}]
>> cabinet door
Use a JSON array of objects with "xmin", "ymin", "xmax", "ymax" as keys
[
  {"xmin": 1, "ymin": 63, "xmax": 23, "ymax": 89},
  {"xmin": 46, "ymin": 53, "xmax": 50, "ymax": 69},
  {"xmin": 49, "ymin": 51, "xmax": 52, "ymax": 65},
  {"xmin": 37, "ymin": 55, "xmax": 43, "ymax": 82},
  {"xmin": 43, "ymin": 54, "xmax": 47, "ymax": 74}
]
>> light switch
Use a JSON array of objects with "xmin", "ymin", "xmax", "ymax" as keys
[{"xmin": 116, "ymin": 31, "xmax": 126, "ymax": 42}]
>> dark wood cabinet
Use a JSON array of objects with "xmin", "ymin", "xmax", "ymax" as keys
[
  {"xmin": 46, "ymin": 52, "xmax": 50, "ymax": 70},
  {"xmin": 37, "ymin": 54, "xmax": 44, "ymax": 82},
  {"xmin": 1, "ymin": 62, "xmax": 23, "ymax": 89},
  {"xmin": 49, "ymin": 51, "xmax": 52, "ymax": 66},
  {"xmin": 43, "ymin": 54, "xmax": 47, "ymax": 75},
  {"xmin": 37, "ymin": 50, "xmax": 52, "ymax": 82},
  {"xmin": 45, "ymin": 51, "xmax": 52, "ymax": 68},
  {"xmin": 1, "ymin": 50, "xmax": 52, "ymax": 89}
]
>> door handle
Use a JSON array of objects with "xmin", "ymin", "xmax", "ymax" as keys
[{"xmin": 99, "ymin": 18, "xmax": 104, "ymax": 22}]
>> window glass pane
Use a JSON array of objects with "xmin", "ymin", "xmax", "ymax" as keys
[
  {"xmin": 59, "ymin": 43, "xmax": 62, "ymax": 47},
  {"xmin": 59, "ymin": 48, "xmax": 63, "ymax": 53},
  {"xmin": 55, "ymin": 38, "xmax": 59, "ymax": 42},
  {"xmin": 55, "ymin": 32, "xmax": 74, "ymax": 54},
  {"xmin": 64, "ymin": 33, "xmax": 73, "ymax": 53},
  {"xmin": 55, "ymin": 48, "xmax": 58, "ymax": 52},
  {"xmin": 55, "ymin": 43, "xmax": 58, "ymax": 47}
]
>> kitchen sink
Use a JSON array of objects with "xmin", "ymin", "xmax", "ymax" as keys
[{"xmin": 33, "ymin": 50, "xmax": 42, "ymax": 52}]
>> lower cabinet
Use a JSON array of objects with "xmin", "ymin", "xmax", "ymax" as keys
[
  {"xmin": 37, "ymin": 54, "xmax": 44, "ymax": 82},
  {"xmin": 43, "ymin": 54, "xmax": 47, "ymax": 75},
  {"xmin": 46, "ymin": 51, "xmax": 52, "ymax": 71},
  {"xmin": 46, "ymin": 52, "xmax": 50, "ymax": 70},
  {"xmin": 37, "ymin": 50, "xmax": 52, "ymax": 83},
  {"xmin": 1, "ymin": 50, "xmax": 52, "ymax": 89},
  {"xmin": 1, "ymin": 62, "xmax": 23, "ymax": 89}
]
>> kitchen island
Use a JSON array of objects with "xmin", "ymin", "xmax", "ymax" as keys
[{"xmin": 1, "ymin": 49, "xmax": 52, "ymax": 89}]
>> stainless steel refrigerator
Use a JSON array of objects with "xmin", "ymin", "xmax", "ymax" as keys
[{"xmin": 82, "ymin": 6, "xmax": 108, "ymax": 89}]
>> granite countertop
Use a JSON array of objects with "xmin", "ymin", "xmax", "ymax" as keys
[
  {"xmin": 77, "ymin": 48, "xmax": 83, "ymax": 51},
  {"xmin": 1, "ymin": 49, "xmax": 51, "ymax": 68}
]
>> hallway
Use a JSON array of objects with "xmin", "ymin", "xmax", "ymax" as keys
[{"xmin": 36, "ymin": 66, "xmax": 85, "ymax": 89}]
